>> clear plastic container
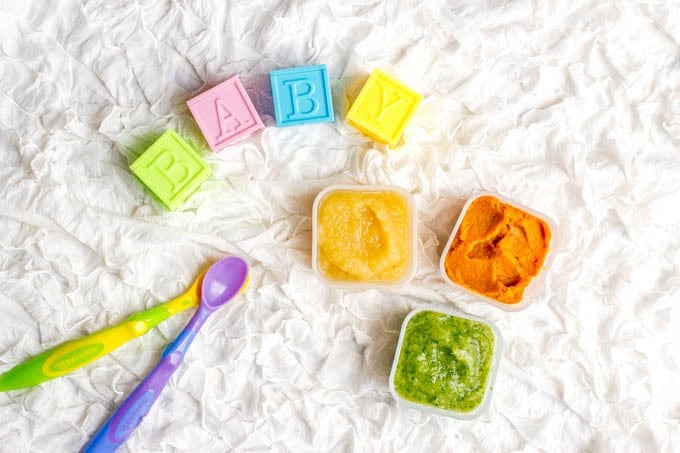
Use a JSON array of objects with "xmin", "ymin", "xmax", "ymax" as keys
[
  {"xmin": 388, "ymin": 305, "xmax": 503, "ymax": 420},
  {"xmin": 439, "ymin": 191, "xmax": 559, "ymax": 311},
  {"xmin": 312, "ymin": 185, "xmax": 417, "ymax": 289}
]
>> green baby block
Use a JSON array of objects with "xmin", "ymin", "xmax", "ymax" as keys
[{"xmin": 130, "ymin": 130, "xmax": 211, "ymax": 210}]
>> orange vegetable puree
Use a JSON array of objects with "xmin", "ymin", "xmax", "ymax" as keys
[
  {"xmin": 444, "ymin": 196, "xmax": 551, "ymax": 304},
  {"xmin": 317, "ymin": 190, "xmax": 410, "ymax": 283}
]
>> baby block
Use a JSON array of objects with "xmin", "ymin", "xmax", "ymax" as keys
[
  {"xmin": 270, "ymin": 65, "xmax": 334, "ymax": 127},
  {"xmin": 130, "ymin": 130, "xmax": 211, "ymax": 210},
  {"xmin": 346, "ymin": 69, "xmax": 422, "ymax": 147},
  {"xmin": 187, "ymin": 76, "xmax": 264, "ymax": 152}
]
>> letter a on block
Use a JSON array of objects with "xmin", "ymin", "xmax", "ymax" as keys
[
  {"xmin": 215, "ymin": 98, "xmax": 249, "ymax": 142},
  {"xmin": 187, "ymin": 76, "xmax": 264, "ymax": 151},
  {"xmin": 149, "ymin": 151, "xmax": 190, "ymax": 195},
  {"xmin": 370, "ymin": 82, "xmax": 403, "ymax": 123},
  {"xmin": 284, "ymin": 79, "xmax": 318, "ymax": 120}
]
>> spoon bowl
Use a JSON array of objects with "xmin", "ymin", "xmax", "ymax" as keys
[{"xmin": 202, "ymin": 256, "xmax": 250, "ymax": 310}]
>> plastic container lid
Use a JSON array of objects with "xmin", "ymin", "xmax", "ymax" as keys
[
  {"xmin": 439, "ymin": 191, "xmax": 560, "ymax": 311},
  {"xmin": 312, "ymin": 185, "xmax": 417, "ymax": 289},
  {"xmin": 388, "ymin": 305, "xmax": 503, "ymax": 420}
]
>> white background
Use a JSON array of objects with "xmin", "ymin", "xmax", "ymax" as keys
[{"xmin": 1, "ymin": 0, "xmax": 679, "ymax": 451}]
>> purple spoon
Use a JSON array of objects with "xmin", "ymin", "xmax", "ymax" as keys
[{"xmin": 83, "ymin": 256, "xmax": 249, "ymax": 453}]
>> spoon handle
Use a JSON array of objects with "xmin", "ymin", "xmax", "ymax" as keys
[
  {"xmin": 0, "ymin": 294, "xmax": 196, "ymax": 392},
  {"xmin": 82, "ymin": 308, "xmax": 210, "ymax": 453}
]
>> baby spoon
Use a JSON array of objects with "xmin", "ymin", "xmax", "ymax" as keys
[
  {"xmin": 83, "ymin": 255, "xmax": 249, "ymax": 453},
  {"xmin": 0, "ymin": 270, "xmax": 207, "ymax": 392}
]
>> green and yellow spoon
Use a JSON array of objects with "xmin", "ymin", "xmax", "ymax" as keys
[{"xmin": 0, "ymin": 271, "xmax": 207, "ymax": 392}]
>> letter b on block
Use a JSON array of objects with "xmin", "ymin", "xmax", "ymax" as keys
[
  {"xmin": 270, "ymin": 65, "xmax": 334, "ymax": 127},
  {"xmin": 130, "ymin": 130, "xmax": 211, "ymax": 210},
  {"xmin": 282, "ymin": 79, "xmax": 318, "ymax": 120}
]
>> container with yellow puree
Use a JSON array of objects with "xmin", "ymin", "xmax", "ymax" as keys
[{"xmin": 312, "ymin": 185, "xmax": 416, "ymax": 287}]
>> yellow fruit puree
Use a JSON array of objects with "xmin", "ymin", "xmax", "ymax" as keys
[
  {"xmin": 443, "ymin": 196, "xmax": 551, "ymax": 304},
  {"xmin": 316, "ymin": 189, "xmax": 412, "ymax": 283}
]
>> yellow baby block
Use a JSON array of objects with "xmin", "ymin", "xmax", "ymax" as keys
[{"xmin": 346, "ymin": 70, "xmax": 422, "ymax": 147}]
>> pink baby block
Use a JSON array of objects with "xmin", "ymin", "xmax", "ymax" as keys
[{"xmin": 187, "ymin": 76, "xmax": 264, "ymax": 152}]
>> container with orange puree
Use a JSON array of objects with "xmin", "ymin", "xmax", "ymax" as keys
[
  {"xmin": 442, "ymin": 195, "xmax": 553, "ymax": 305},
  {"xmin": 313, "ymin": 186, "xmax": 416, "ymax": 287}
]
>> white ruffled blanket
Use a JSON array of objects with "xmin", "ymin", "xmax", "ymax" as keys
[{"xmin": 1, "ymin": 0, "xmax": 679, "ymax": 451}]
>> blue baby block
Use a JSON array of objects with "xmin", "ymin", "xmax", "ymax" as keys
[{"xmin": 270, "ymin": 65, "xmax": 334, "ymax": 127}]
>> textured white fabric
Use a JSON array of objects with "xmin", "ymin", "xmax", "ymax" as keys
[{"xmin": 1, "ymin": 0, "xmax": 680, "ymax": 451}]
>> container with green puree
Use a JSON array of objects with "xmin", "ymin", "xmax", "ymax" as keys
[{"xmin": 389, "ymin": 307, "xmax": 502, "ymax": 419}]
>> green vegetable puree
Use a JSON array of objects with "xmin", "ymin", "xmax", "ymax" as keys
[{"xmin": 393, "ymin": 311, "xmax": 495, "ymax": 412}]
